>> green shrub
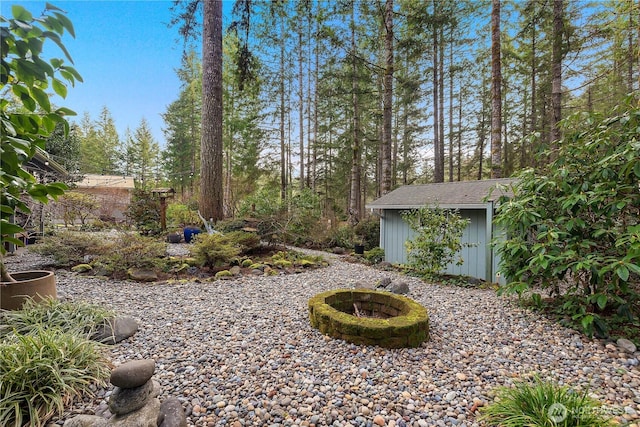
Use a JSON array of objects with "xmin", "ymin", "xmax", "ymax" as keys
[
  {"xmin": 124, "ymin": 189, "xmax": 161, "ymax": 235},
  {"xmin": 479, "ymin": 377, "xmax": 613, "ymax": 426},
  {"xmin": 99, "ymin": 233, "xmax": 167, "ymax": 277},
  {"xmin": 166, "ymin": 203, "xmax": 201, "ymax": 228},
  {"xmin": 326, "ymin": 224, "xmax": 356, "ymax": 249},
  {"xmin": 224, "ymin": 231, "xmax": 261, "ymax": 252},
  {"xmin": 191, "ymin": 233, "xmax": 242, "ymax": 268},
  {"xmin": 0, "ymin": 327, "xmax": 110, "ymax": 427},
  {"xmin": 0, "ymin": 298, "xmax": 114, "ymax": 340},
  {"xmin": 354, "ymin": 217, "xmax": 380, "ymax": 250},
  {"xmin": 403, "ymin": 206, "xmax": 472, "ymax": 277},
  {"xmin": 494, "ymin": 97, "xmax": 640, "ymax": 337},
  {"xmin": 30, "ymin": 231, "xmax": 106, "ymax": 267},
  {"xmin": 364, "ymin": 247, "xmax": 385, "ymax": 264}
]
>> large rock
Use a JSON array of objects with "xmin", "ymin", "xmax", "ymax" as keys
[
  {"xmin": 108, "ymin": 379, "xmax": 154, "ymax": 415},
  {"xmin": 92, "ymin": 316, "xmax": 139, "ymax": 344},
  {"xmin": 388, "ymin": 281, "xmax": 410, "ymax": 295},
  {"xmin": 110, "ymin": 359, "xmax": 155, "ymax": 388},
  {"xmin": 157, "ymin": 397, "xmax": 188, "ymax": 427},
  {"xmin": 617, "ymin": 338, "xmax": 637, "ymax": 354},
  {"xmin": 127, "ymin": 268, "xmax": 158, "ymax": 282},
  {"xmin": 110, "ymin": 398, "xmax": 161, "ymax": 427},
  {"xmin": 63, "ymin": 415, "xmax": 109, "ymax": 427}
]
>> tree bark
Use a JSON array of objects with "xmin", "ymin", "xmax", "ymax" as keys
[
  {"xmin": 349, "ymin": 0, "xmax": 362, "ymax": 225},
  {"xmin": 200, "ymin": 0, "xmax": 223, "ymax": 222},
  {"xmin": 432, "ymin": 0, "xmax": 441, "ymax": 182},
  {"xmin": 298, "ymin": 27, "xmax": 305, "ymax": 189},
  {"xmin": 490, "ymin": 0, "xmax": 502, "ymax": 179},
  {"xmin": 279, "ymin": 15, "xmax": 287, "ymax": 203},
  {"xmin": 550, "ymin": 0, "xmax": 563, "ymax": 145},
  {"xmin": 381, "ymin": 0, "xmax": 393, "ymax": 195}
]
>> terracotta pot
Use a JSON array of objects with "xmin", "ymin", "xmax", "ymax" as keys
[{"xmin": 1, "ymin": 270, "xmax": 57, "ymax": 310}]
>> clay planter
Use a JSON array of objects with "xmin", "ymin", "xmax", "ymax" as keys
[{"xmin": 1, "ymin": 270, "xmax": 57, "ymax": 310}]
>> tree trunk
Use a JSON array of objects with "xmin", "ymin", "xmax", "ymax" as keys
[
  {"xmin": 298, "ymin": 28, "xmax": 305, "ymax": 189},
  {"xmin": 490, "ymin": 0, "xmax": 502, "ymax": 179},
  {"xmin": 279, "ymin": 16, "xmax": 287, "ymax": 203},
  {"xmin": 200, "ymin": 0, "xmax": 224, "ymax": 222},
  {"xmin": 432, "ymin": 0, "xmax": 442, "ymax": 183},
  {"xmin": 550, "ymin": 0, "xmax": 563, "ymax": 145},
  {"xmin": 349, "ymin": 0, "xmax": 361, "ymax": 225},
  {"xmin": 381, "ymin": 0, "xmax": 394, "ymax": 195}
]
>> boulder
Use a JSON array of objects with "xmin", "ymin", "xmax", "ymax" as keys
[
  {"xmin": 387, "ymin": 281, "xmax": 410, "ymax": 295},
  {"xmin": 617, "ymin": 338, "xmax": 637, "ymax": 354},
  {"xmin": 92, "ymin": 316, "xmax": 139, "ymax": 345},
  {"xmin": 110, "ymin": 359, "xmax": 156, "ymax": 388},
  {"xmin": 63, "ymin": 415, "xmax": 109, "ymax": 427},
  {"xmin": 127, "ymin": 268, "xmax": 158, "ymax": 282},
  {"xmin": 110, "ymin": 398, "xmax": 161, "ymax": 427},
  {"xmin": 108, "ymin": 380, "xmax": 154, "ymax": 415},
  {"xmin": 157, "ymin": 397, "xmax": 188, "ymax": 427}
]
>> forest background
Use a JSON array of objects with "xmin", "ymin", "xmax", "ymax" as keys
[{"xmin": 30, "ymin": 0, "xmax": 640, "ymax": 224}]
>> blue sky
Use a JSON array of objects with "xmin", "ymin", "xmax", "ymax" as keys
[{"xmin": 2, "ymin": 0, "xmax": 234, "ymax": 147}]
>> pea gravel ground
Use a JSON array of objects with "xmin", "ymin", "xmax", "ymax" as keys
[{"xmin": 6, "ymin": 248, "xmax": 640, "ymax": 427}]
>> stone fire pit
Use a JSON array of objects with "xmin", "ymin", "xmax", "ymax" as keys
[{"xmin": 308, "ymin": 288, "xmax": 429, "ymax": 348}]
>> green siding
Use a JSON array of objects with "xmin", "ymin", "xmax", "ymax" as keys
[{"xmin": 380, "ymin": 208, "xmax": 504, "ymax": 283}]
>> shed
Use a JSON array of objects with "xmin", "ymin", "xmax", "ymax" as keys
[
  {"xmin": 367, "ymin": 178, "xmax": 514, "ymax": 284},
  {"xmin": 75, "ymin": 174, "xmax": 135, "ymax": 222}
]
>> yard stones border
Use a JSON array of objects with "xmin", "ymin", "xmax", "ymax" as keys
[{"xmin": 308, "ymin": 288, "xmax": 429, "ymax": 348}]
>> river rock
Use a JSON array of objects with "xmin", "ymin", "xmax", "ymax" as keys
[
  {"xmin": 618, "ymin": 338, "xmax": 637, "ymax": 354},
  {"xmin": 110, "ymin": 359, "xmax": 156, "ymax": 388},
  {"xmin": 108, "ymin": 379, "xmax": 154, "ymax": 415},
  {"xmin": 62, "ymin": 415, "xmax": 109, "ymax": 427},
  {"xmin": 157, "ymin": 397, "xmax": 188, "ymax": 427},
  {"xmin": 92, "ymin": 316, "xmax": 139, "ymax": 345},
  {"xmin": 110, "ymin": 397, "xmax": 161, "ymax": 427},
  {"xmin": 127, "ymin": 268, "xmax": 158, "ymax": 282}
]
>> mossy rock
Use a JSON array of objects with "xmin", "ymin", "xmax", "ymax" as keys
[
  {"xmin": 248, "ymin": 263, "xmax": 265, "ymax": 270},
  {"xmin": 184, "ymin": 257, "xmax": 200, "ymax": 267},
  {"xmin": 215, "ymin": 270, "xmax": 233, "ymax": 279},
  {"xmin": 241, "ymin": 259, "xmax": 254, "ymax": 268},
  {"xmin": 273, "ymin": 259, "xmax": 293, "ymax": 269},
  {"xmin": 308, "ymin": 288, "xmax": 429, "ymax": 349},
  {"xmin": 299, "ymin": 259, "xmax": 316, "ymax": 268},
  {"xmin": 71, "ymin": 264, "xmax": 93, "ymax": 273}
]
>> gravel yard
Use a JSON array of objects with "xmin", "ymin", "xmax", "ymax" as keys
[{"xmin": 5, "ymin": 248, "xmax": 640, "ymax": 427}]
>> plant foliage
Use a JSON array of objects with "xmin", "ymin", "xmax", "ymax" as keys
[
  {"xmin": 0, "ymin": 297, "xmax": 114, "ymax": 340},
  {"xmin": 1, "ymin": 3, "xmax": 81, "ymax": 278},
  {"xmin": 494, "ymin": 97, "xmax": 640, "ymax": 337},
  {"xmin": 0, "ymin": 327, "xmax": 110, "ymax": 427},
  {"xmin": 124, "ymin": 189, "xmax": 161, "ymax": 235},
  {"xmin": 403, "ymin": 206, "xmax": 472, "ymax": 277},
  {"xmin": 479, "ymin": 376, "xmax": 613, "ymax": 426}
]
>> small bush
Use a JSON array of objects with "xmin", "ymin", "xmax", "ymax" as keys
[
  {"xmin": 479, "ymin": 376, "xmax": 613, "ymax": 426},
  {"xmin": 0, "ymin": 298, "xmax": 115, "ymax": 340},
  {"xmin": 166, "ymin": 203, "xmax": 201, "ymax": 228},
  {"xmin": 364, "ymin": 247, "xmax": 385, "ymax": 264},
  {"xmin": 326, "ymin": 224, "xmax": 356, "ymax": 249},
  {"xmin": 0, "ymin": 328, "xmax": 110, "ymax": 427},
  {"xmin": 403, "ymin": 206, "xmax": 472, "ymax": 277},
  {"xmin": 124, "ymin": 189, "xmax": 161, "ymax": 235},
  {"xmin": 354, "ymin": 217, "xmax": 380, "ymax": 250},
  {"xmin": 99, "ymin": 233, "xmax": 167, "ymax": 277},
  {"xmin": 30, "ymin": 231, "xmax": 106, "ymax": 267},
  {"xmin": 191, "ymin": 233, "xmax": 243, "ymax": 268}
]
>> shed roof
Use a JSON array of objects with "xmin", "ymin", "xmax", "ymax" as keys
[
  {"xmin": 76, "ymin": 174, "xmax": 135, "ymax": 189},
  {"xmin": 367, "ymin": 178, "xmax": 515, "ymax": 210}
]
